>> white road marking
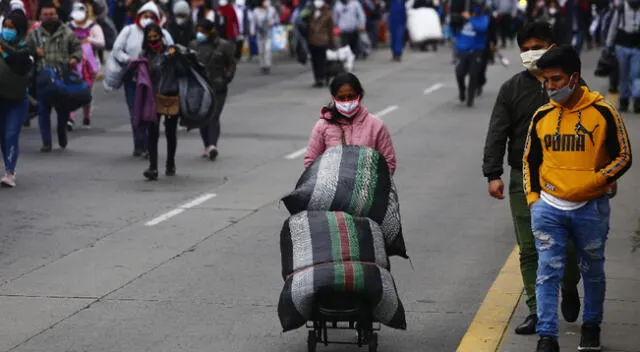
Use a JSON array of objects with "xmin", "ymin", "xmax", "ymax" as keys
[
  {"xmin": 424, "ymin": 83, "xmax": 444, "ymax": 95},
  {"xmin": 284, "ymin": 105, "xmax": 400, "ymax": 160},
  {"xmin": 285, "ymin": 148, "xmax": 308, "ymax": 160},
  {"xmin": 145, "ymin": 193, "xmax": 217, "ymax": 226},
  {"xmin": 375, "ymin": 105, "xmax": 399, "ymax": 117}
]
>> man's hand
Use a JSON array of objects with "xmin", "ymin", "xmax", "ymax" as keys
[
  {"xmin": 80, "ymin": 38, "xmax": 89, "ymax": 44},
  {"xmin": 69, "ymin": 58, "xmax": 78, "ymax": 66},
  {"xmin": 167, "ymin": 46, "xmax": 177, "ymax": 55},
  {"xmin": 461, "ymin": 11, "xmax": 470, "ymax": 19},
  {"xmin": 607, "ymin": 181, "xmax": 617, "ymax": 198},
  {"xmin": 0, "ymin": 45, "xmax": 4, "ymax": 54},
  {"xmin": 358, "ymin": 25, "xmax": 366, "ymax": 31},
  {"xmin": 36, "ymin": 48, "xmax": 45, "ymax": 57},
  {"xmin": 488, "ymin": 179, "xmax": 505, "ymax": 199}
]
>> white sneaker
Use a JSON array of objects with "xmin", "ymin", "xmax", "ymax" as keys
[{"xmin": 1, "ymin": 173, "xmax": 16, "ymax": 188}]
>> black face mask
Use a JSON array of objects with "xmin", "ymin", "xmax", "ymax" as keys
[{"xmin": 42, "ymin": 18, "xmax": 60, "ymax": 31}]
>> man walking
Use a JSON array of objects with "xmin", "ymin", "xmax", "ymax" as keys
[
  {"xmin": 523, "ymin": 44, "xmax": 632, "ymax": 352},
  {"xmin": 482, "ymin": 22, "xmax": 581, "ymax": 335},
  {"xmin": 454, "ymin": 0, "xmax": 489, "ymax": 107}
]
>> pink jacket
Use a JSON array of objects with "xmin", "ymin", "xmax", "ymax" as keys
[{"xmin": 304, "ymin": 106, "xmax": 397, "ymax": 175}]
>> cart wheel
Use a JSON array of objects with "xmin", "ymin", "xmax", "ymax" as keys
[
  {"xmin": 307, "ymin": 330, "xmax": 317, "ymax": 352},
  {"xmin": 368, "ymin": 333, "xmax": 378, "ymax": 352}
]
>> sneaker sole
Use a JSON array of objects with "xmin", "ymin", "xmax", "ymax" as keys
[{"xmin": 577, "ymin": 346, "xmax": 602, "ymax": 351}]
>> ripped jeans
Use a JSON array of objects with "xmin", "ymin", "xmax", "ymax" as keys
[{"xmin": 531, "ymin": 196, "xmax": 610, "ymax": 338}]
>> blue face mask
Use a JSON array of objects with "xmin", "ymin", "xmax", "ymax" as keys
[
  {"xmin": 196, "ymin": 32, "xmax": 207, "ymax": 43},
  {"xmin": 1, "ymin": 28, "xmax": 17, "ymax": 42}
]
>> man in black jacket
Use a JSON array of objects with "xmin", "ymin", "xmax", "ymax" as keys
[
  {"xmin": 165, "ymin": 0, "xmax": 194, "ymax": 47},
  {"xmin": 191, "ymin": 19, "xmax": 236, "ymax": 161},
  {"xmin": 481, "ymin": 22, "xmax": 582, "ymax": 336}
]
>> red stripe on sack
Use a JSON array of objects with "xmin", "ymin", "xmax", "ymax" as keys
[
  {"xmin": 344, "ymin": 262, "xmax": 355, "ymax": 291},
  {"xmin": 335, "ymin": 212, "xmax": 351, "ymax": 262}
]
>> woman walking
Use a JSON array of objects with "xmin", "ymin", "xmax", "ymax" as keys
[
  {"xmin": 306, "ymin": 0, "xmax": 333, "ymax": 87},
  {"xmin": 68, "ymin": 0, "xmax": 104, "ymax": 129},
  {"xmin": 138, "ymin": 23, "xmax": 180, "ymax": 181},
  {"xmin": 0, "ymin": 10, "xmax": 31, "ymax": 187},
  {"xmin": 253, "ymin": 0, "xmax": 278, "ymax": 74}
]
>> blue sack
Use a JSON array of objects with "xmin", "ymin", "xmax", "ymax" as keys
[{"xmin": 37, "ymin": 67, "xmax": 92, "ymax": 112}]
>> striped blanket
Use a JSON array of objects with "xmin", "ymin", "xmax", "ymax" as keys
[
  {"xmin": 281, "ymin": 211, "xmax": 389, "ymax": 278},
  {"xmin": 277, "ymin": 261, "xmax": 407, "ymax": 332},
  {"xmin": 282, "ymin": 145, "xmax": 407, "ymax": 258}
]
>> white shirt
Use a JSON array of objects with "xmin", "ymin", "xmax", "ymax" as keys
[{"xmin": 540, "ymin": 191, "xmax": 587, "ymax": 211}]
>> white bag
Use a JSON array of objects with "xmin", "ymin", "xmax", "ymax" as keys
[
  {"xmin": 407, "ymin": 8, "xmax": 442, "ymax": 43},
  {"xmin": 326, "ymin": 45, "xmax": 355, "ymax": 72}
]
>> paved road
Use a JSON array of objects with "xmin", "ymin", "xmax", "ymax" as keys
[{"xmin": 0, "ymin": 47, "xmax": 624, "ymax": 351}]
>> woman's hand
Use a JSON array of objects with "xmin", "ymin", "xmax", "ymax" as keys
[{"xmin": 167, "ymin": 46, "xmax": 177, "ymax": 56}]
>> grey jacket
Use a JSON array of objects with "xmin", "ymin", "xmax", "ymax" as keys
[
  {"xmin": 333, "ymin": 0, "xmax": 366, "ymax": 33},
  {"xmin": 606, "ymin": 1, "xmax": 640, "ymax": 48}
]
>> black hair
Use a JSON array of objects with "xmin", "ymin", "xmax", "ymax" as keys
[
  {"xmin": 4, "ymin": 10, "xmax": 28, "ymax": 38},
  {"xmin": 329, "ymin": 72, "xmax": 365, "ymax": 98},
  {"xmin": 197, "ymin": 18, "xmax": 215, "ymax": 32},
  {"xmin": 536, "ymin": 44, "xmax": 581, "ymax": 76},
  {"xmin": 142, "ymin": 23, "xmax": 164, "ymax": 52},
  {"xmin": 516, "ymin": 21, "xmax": 554, "ymax": 48}
]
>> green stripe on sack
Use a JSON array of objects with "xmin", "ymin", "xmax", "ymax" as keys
[
  {"xmin": 362, "ymin": 150, "xmax": 379, "ymax": 215},
  {"xmin": 353, "ymin": 263, "xmax": 365, "ymax": 293},
  {"xmin": 344, "ymin": 215, "xmax": 361, "ymax": 261},
  {"xmin": 334, "ymin": 263, "xmax": 345, "ymax": 291},
  {"xmin": 348, "ymin": 149, "xmax": 368, "ymax": 214},
  {"xmin": 327, "ymin": 212, "xmax": 343, "ymax": 263}
]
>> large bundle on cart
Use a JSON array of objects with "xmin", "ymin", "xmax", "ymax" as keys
[
  {"xmin": 280, "ymin": 211, "xmax": 389, "ymax": 278},
  {"xmin": 281, "ymin": 145, "xmax": 407, "ymax": 258},
  {"xmin": 277, "ymin": 261, "xmax": 407, "ymax": 332}
]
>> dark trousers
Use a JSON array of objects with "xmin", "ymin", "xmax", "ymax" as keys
[
  {"xmin": 37, "ymin": 97, "xmax": 69, "ymax": 147},
  {"xmin": 147, "ymin": 115, "xmax": 178, "ymax": 171},
  {"xmin": 308, "ymin": 44, "xmax": 328, "ymax": 83},
  {"xmin": 455, "ymin": 50, "xmax": 482, "ymax": 106},
  {"xmin": 340, "ymin": 31, "xmax": 360, "ymax": 57},
  {"xmin": 199, "ymin": 92, "xmax": 227, "ymax": 148},
  {"xmin": 235, "ymin": 39, "xmax": 244, "ymax": 60},
  {"xmin": 498, "ymin": 13, "xmax": 513, "ymax": 47},
  {"xmin": 366, "ymin": 20, "xmax": 379, "ymax": 49}
]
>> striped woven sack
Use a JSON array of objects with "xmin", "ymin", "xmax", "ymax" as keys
[
  {"xmin": 277, "ymin": 261, "xmax": 407, "ymax": 332},
  {"xmin": 282, "ymin": 145, "xmax": 407, "ymax": 258},
  {"xmin": 280, "ymin": 211, "xmax": 389, "ymax": 279}
]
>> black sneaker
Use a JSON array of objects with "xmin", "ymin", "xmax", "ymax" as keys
[
  {"xmin": 143, "ymin": 169, "xmax": 158, "ymax": 181},
  {"xmin": 67, "ymin": 119, "xmax": 75, "ymax": 131},
  {"xmin": 578, "ymin": 324, "xmax": 601, "ymax": 351},
  {"xmin": 58, "ymin": 134, "xmax": 68, "ymax": 149},
  {"xmin": 536, "ymin": 336, "xmax": 559, "ymax": 352},
  {"xmin": 619, "ymin": 98, "xmax": 629, "ymax": 112},
  {"xmin": 515, "ymin": 313, "xmax": 538, "ymax": 335},
  {"xmin": 165, "ymin": 164, "xmax": 176, "ymax": 176},
  {"xmin": 561, "ymin": 287, "xmax": 581, "ymax": 323},
  {"xmin": 40, "ymin": 144, "xmax": 52, "ymax": 153},
  {"xmin": 83, "ymin": 118, "xmax": 91, "ymax": 128},
  {"xmin": 459, "ymin": 91, "xmax": 466, "ymax": 103}
]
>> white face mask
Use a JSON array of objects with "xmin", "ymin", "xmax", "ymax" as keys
[
  {"xmin": 334, "ymin": 99, "xmax": 360, "ymax": 118},
  {"xmin": 140, "ymin": 18, "xmax": 154, "ymax": 28},
  {"xmin": 219, "ymin": 0, "xmax": 228, "ymax": 5},
  {"xmin": 549, "ymin": 7, "xmax": 558, "ymax": 15},
  {"xmin": 236, "ymin": 0, "xmax": 245, "ymax": 5},
  {"xmin": 520, "ymin": 48, "xmax": 548, "ymax": 71},
  {"xmin": 314, "ymin": 0, "xmax": 324, "ymax": 7},
  {"xmin": 71, "ymin": 10, "xmax": 87, "ymax": 22},
  {"xmin": 263, "ymin": 0, "xmax": 271, "ymax": 6},
  {"xmin": 175, "ymin": 17, "xmax": 186, "ymax": 25}
]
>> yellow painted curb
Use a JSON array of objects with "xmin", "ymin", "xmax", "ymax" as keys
[{"xmin": 456, "ymin": 246, "xmax": 524, "ymax": 352}]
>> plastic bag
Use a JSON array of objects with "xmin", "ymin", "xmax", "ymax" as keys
[{"xmin": 271, "ymin": 24, "xmax": 288, "ymax": 52}]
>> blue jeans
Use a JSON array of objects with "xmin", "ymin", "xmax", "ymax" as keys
[
  {"xmin": 531, "ymin": 197, "xmax": 610, "ymax": 338},
  {"xmin": 615, "ymin": 45, "xmax": 640, "ymax": 100},
  {"xmin": 0, "ymin": 98, "xmax": 27, "ymax": 173},
  {"xmin": 38, "ymin": 95, "xmax": 69, "ymax": 146},
  {"xmin": 123, "ymin": 80, "xmax": 147, "ymax": 152}
]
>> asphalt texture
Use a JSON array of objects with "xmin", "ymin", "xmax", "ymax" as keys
[{"xmin": 0, "ymin": 46, "xmax": 634, "ymax": 352}]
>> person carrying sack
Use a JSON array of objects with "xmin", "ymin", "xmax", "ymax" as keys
[{"xmin": 25, "ymin": 0, "xmax": 83, "ymax": 152}]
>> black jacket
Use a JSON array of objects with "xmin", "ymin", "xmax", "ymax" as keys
[
  {"xmin": 190, "ymin": 37, "xmax": 236, "ymax": 93},
  {"xmin": 482, "ymin": 71, "xmax": 587, "ymax": 180},
  {"xmin": 165, "ymin": 19, "xmax": 195, "ymax": 48}
]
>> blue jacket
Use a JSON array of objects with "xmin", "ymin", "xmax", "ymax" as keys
[{"xmin": 455, "ymin": 15, "xmax": 490, "ymax": 52}]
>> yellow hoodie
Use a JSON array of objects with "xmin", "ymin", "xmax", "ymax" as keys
[{"xmin": 523, "ymin": 87, "xmax": 632, "ymax": 207}]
